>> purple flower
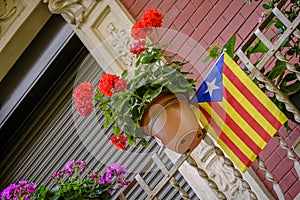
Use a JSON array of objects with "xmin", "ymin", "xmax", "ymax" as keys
[
  {"xmin": 107, "ymin": 163, "xmax": 127, "ymax": 179},
  {"xmin": 98, "ymin": 175, "xmax": 108, "ymax": 184},
  {"xmin": 90, "ymin": 173, "xmax": 100, "ymax": 180},
  {"xmin": 24, "ymin": 195, "xmax": 30, "ymax": 200},
  {"xmin": 18, "ymin": 180, "xmax": 28, "ymax": 187},
  {"xmin": 27, "ymin": 183, "xmax": 36, "ymax": 193},
  {"xmin": 65, "ymin": 160, "xmax": 88, "ymax": 174},
  {"xmin": 1, "ymin": 186, "xmax": 12, "ymax": 199},
  {"xmin": 51, "ymin": 169, "xmax": 68, "ymax": 180},
  {"xmin": 1, "ymin": 181, "xmax": 36, "ymax": 200}
]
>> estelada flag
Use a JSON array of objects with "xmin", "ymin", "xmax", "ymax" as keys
[{"xmin": 191, "ymin": 52, "xmax": 287, "ymax": 172}]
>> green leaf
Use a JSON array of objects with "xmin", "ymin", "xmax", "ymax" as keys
[
  {"xmin": 203, "ymin": 55, "xmax": 213, "ymax": 63},
  {"xmin": 284, "ymin": 121, "xmax": 292, "ymax": 132},
  {"xmin": 126, "ymin": 135, "xmax": 133, "ymax": 146},
  {"xmin": 143, "ymin": 86, "xmax": 163, "ymax": 100},
  {"xmin": 112, "ymin": 125, "xmax": 120, "ymax": 136},
  {"xmin": 246, "ymin": 39, "xmax": 268, "ymax": 56},
  {"xmin": 103, "ymin": 111, "xmax": 111, "ymax": 128},
  {"xmin": 121, "ymin": 70, "xmax": 128, "ymax": 79},
  {"xmin": 283, "ymin": 73, "xmax": 297, "ymax": 82},
  {"xmin": 224, "ymin": 35, "xmax": 236, "ymax": 58},
  {"xmin": 266, "ymin": 60, "xmax": 286, "ymax": 80},
  {"xmin": 134, "ymin": 74, "xmax": 150, "ymax": 89},
  {"xmin": 209, "ymin": 43, "xmax": 221, "ymax": 57},
  {"xmin": 140, "ymin": 139, "xmax": 149, "ymax": 147},
  {"xmin": 262, "ymin": 4, "xmax": 270, "ymax": 9},
  {"xmin": 281, "ymin": 81, "xmax": 300, "ymax": 95}
]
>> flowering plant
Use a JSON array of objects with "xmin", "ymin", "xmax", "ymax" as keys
[
  {"xmin": 1, "ymin": 161, "xmax": 130, "ymax": 200},
  {"xmin": 73, "ymin": 9, "xmax": 196, "ymax": 150}
]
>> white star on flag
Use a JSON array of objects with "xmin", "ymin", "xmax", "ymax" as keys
[{"xmin": 204, "ymin": 77, "xmax": 220, "ymax": 97}]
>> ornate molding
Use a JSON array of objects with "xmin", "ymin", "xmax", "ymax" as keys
[
  {"xmin": 106, "ymin": 22, "xmax": 134, "ymax": 69},
  {"xmin": 0, "ymin": 0, "xmax": 17, "ymax": 36},
  {"xmin": 0, "ymin": 0, "xmax": 16, "ymax": 21},
  {"xmin": 192, "ymin": 141, "xmax": 257, "ymax": 199},
  {"xmin": 43, "ymin": 0, "xmax": 96, "ymax": 27}
]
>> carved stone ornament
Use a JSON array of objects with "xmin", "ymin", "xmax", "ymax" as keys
[
  {"xmin": 195, "ymin": 141, "xmax": 256, "ymax": 200},
  {"xmin": 0, "ymin": 0, "xmax": 17, "ymax": 35},
  {"xmin": 43, "ymin": 0, "xmax": 96, "ymax": 27},
  {"xmin": 107, "ymin": 22, "xmax": 135, "ymax": 70}
]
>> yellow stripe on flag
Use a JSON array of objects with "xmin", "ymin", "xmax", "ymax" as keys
[
  {"xmin": 219, "ymin": 98, "xmax": 267, "ymax": 148},
  {"xmin": 195, "ymin": 52, "xmax": 288, "ymax": 173},
  {"xmin": 200, "ymin": 102, "xmax": 257, "ymax": 162},
  {"xmin": 223, "ymin": 75, "xmax": 277, "ymax": 137},
  {"xmin": 224, "ymin": 53, "xmax": 287, "ymax": 124},
  {"xmin": 198, "ymin": 107, "xmax": 248, "ymax": 172}
]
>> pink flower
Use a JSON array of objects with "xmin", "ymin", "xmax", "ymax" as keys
[
  {"xmin": 130, "ymin": 40, "xmax": 146, "ymax": 55},
  {"xmin": 73, "ymin": 82, "xmax": 94, "ymax": 117},
  {"xmin": 258, "ymin": 11, "xmax": 266, "ymax": 23},
  {"xmin": 114, "ymin": 78, "xmax": 127, "ymax": 93},
  {"xmin": 131, "ymin": 21, "xmax": 148, "ymax": 40}
]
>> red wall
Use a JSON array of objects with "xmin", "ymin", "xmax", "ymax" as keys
[{"xmin": 120, "ymin": 0, "xmax": 300, "ymax": 199}]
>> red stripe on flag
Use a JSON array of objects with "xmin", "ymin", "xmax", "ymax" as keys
[
  {"xmin": 224, "ymin": 87, "xmax": 272, "ymax": 142},
  {"xmin": 199, "ymin": 105, "xmax": 253, "ymax": 167},
  {"xmin": 223, "ymin": 63, "xmax": 283, "ymax": 130},
  {"xmin": 212, "ymin": 101, "xmax": 262, "ymax": 155}
]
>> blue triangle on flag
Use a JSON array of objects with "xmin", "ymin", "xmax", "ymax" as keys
[{"xmin": 191, "ymin": 54, "xmax": 224, "ymax": 103}]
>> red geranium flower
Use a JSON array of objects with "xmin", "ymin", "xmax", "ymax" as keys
[
  {"xmin": 73, "ymin": 82, "xmax": 94, "ymax": 117},
  {"xmin": 98, "ymin": 74, "xmax": 119, "ymax": 97},
  {"xmin": 142, "ymin": 9, "xmax": 164, "ymax": 28},
  {"xmin": 110, "ymin": 134, "xmax": 127, "ymax": 150},
  {"xmin": 130, "ymin": 40, "xmax": 146, "ymax": 55},
  {"xmin": 131, "ymin": 21, "xmax": 148, "ymax": 40}
]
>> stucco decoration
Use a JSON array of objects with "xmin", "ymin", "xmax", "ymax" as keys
[
  {"xmin": 43, "ymin": 0, "xmax": 96, "ymax": 27},
  {"xmin": 192, "ymin": 140, "xmax": 258, "ymax": 200},
  {"xmin": 0, "ymin": 0, "xmax": 17, "ymax": 36},
  {"xmin": 106, "ymin": 22, "xmax": 134, "ymax": 69},
  {"xmin": 0, "ymin": 0, "xmax": 16, "ymax": 21}
]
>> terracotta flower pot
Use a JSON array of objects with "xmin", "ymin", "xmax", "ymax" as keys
[{"xmin": 140, "ymin": 93, "xmax": 203, "ymax": 154}]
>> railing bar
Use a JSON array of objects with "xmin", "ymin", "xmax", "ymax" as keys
[
  {"xmin": 255, "ymin": 29, "xmax": 273, "ymax": 49},
  {"xmin": 152, "ymin": 154, "xmax": 191, "ymax": 200},
  {"xmin": 255, "ymin": 13, "xmax": 300, "ymax": 70},
  {"xmin": 135, "ymin": 174, "xmax": 152, "ymax": 195},
  {"xmin": 275, "ymin": 52, "xmax": 300, "ymax": 81},
  {"xmin": 152, "ymin": 154, "xmax": 169, "ymax": 175},
  {"xmin": 235, "ymin": 0, "xmax": 287, "ymax": 60},
  {"xmin": 273, "ymin": 7, "xmax": 292, "ymax": 27},
  {"xmin": 186, "ymin": 155, "xmax": 227, "ymax": 200},
  {"xmin": 149, "ymin": 155, "xmax": 188, "ymax": 199}
]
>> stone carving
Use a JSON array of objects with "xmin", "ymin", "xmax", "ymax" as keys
[
  {"xmin": 0, "ymin": 0, "xmax": 17, "ymax": 35},
  {"xmin": 43, "ymin": 0, "xmax": 96, "ymax": 26},
  {"xmin": 194, "ymin": 137, "xmax": 257, "ymax": 200},
  {"xmin": 106, "ymin": 22, "xmax": 134, "ymax": 69}
]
